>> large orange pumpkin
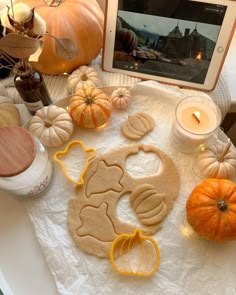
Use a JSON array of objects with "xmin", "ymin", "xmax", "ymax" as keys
[
  {"xmin": 186, "ymin": 178, "xmax": 236, "ymax": 242},
  {"xmin": 15, "ymin": 0, "xmax": 104, "ymax": 74},
  {"xmin": 68, "ymin": 87, "xmax": 112, "ymax": 128}
]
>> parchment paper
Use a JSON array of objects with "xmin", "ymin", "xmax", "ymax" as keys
[{"xmin": 24, "ymin": 81, "xmax": 236, "ymax": 295}]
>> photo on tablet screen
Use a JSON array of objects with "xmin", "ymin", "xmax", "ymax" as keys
[{"xmin": 113, "ymin": 1, "xmax": 227, "ymax": 85}]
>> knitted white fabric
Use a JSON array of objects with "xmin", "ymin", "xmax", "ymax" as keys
[
  {"xmin": 209, "ymin": 74, "xmax": 232, "ymax": 118},
  {"xmin": 0, "ymin": 55, "xmax": 232, "ymax": 119}
]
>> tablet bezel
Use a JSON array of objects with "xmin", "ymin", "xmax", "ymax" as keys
[{"xmin": 102, "ymin": 0, "xmax": 236, "ymax": 91}]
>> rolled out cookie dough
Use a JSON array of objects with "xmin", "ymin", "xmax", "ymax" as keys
[{"xmin": 68, "ymin": 143, "xmax": 179, "ymax": 258}]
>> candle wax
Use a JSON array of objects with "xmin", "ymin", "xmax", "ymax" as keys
[{"xmin": 177, "ymin": 106, "xmax": 216, "ymax": 134}]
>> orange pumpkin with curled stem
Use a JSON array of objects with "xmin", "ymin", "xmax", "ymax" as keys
[{"xmin": 186, "ymin": 178, "xmax": 236, "ymax": 242}]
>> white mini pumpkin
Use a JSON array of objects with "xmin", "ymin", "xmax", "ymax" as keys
[
  {"xmin": 28, "ymin": 105, "xmax": 74, "ymax": 147},
  {"xmin": 111, "ymin": 87, "xmax": 131, "ymax": 109},
  {"xmin": 0, "ymin": 83, "xmax": 20, "ymax": 127},
  {"xmin": 197, "ymin": 138, "xmax": 236, "ymax": 179},
  {"xmin": 67, "ymin": 65, "xmax": 102, "ymax": 94}
]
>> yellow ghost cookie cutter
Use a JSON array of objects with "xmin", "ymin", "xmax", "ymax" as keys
[
  {"xmin": 110, "ymin": 229, "xmax": 160, "ymax": 277},
  {"xmin": 54, "ymin": 141, "xmax": 96, "ymax": 186}
]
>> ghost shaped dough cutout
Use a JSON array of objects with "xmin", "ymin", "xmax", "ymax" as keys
[{"xmin": 86, "ymin": 161, "xmax": 123, "ymax": 197}]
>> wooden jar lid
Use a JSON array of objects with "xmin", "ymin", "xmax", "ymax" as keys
[{"xmin": 0, "ymin": 126, "xmax": 36, "ymax": 177}]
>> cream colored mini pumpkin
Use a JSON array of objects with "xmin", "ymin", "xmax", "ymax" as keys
[
  {"xmin": 0, "ymin": 103, "xmax": 20, "ymax": 127},
  {"xmin": 197, "ymin": 138, "xmax": 236, "ymax": 179},
  {"xmin": 67, "ymin": 66, "xmax": 102, "ymax": 94},
  {"xmin": 28, "ymin": 105, "xmax": 74, "ymax": 147},
  {"xmin": 0, "ymin": 83, "xmax": 18, "ymax": 127},
  {"xmin": 0, "ymin": 83, "xmax": 14, "ymax": 104},
  {"xmin": 111, "ymin": 87, "xmax": 131, "ymax": 109},
  {"xmin": 0, "ymin": 95, "xmax": 13, "ymax": 104}
]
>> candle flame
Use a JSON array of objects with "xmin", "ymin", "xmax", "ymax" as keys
[
  {"xmin": 196, "ymin": 52, "xmax": 202, "ymax": 60},
  {"xmin": 192, "ymin": 111, "xmax": 201, "ymax": 124}
]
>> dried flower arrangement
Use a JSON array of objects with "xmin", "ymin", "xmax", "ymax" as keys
[{"xmin": 0, "ymin": 1, "xmax": 78, "ymax": 74}]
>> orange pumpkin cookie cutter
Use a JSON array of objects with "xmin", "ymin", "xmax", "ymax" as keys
[
  {"xmin": 54, "ymin": 140, "xmax": 96, "ymax": 186},
  {"xmin": 110, "ymin": 229, "xmax": 160, "ymax": 277}
]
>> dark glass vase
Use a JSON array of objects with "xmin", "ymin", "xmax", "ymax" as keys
[
  {"xmin": 14, "ymin": 62, "xmax": 52, "ymax": 115},
  {"xmin": 0, "ymin": 58, "xmax": 11, "ymax": 79}
]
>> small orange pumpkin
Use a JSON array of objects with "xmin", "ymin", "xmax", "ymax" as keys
[
  {"xmin": 186, "ymin": 178, "xmax": 236, "ymax": 242},
  {"xmin": 68, "ymin": 87, "xmax": 112, "ymax": 128}
]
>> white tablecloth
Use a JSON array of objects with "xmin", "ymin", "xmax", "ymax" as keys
[{"xmin": 23, "ymin": 81, "xmax": 236, "ymax": 295}]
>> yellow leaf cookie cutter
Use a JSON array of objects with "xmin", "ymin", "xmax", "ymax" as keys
[
  {"xmin": 54, "ymin": 140, "xmax": 96, "ymax": 186},
  {"xmin": 110, "ymin": 229, "xmax": 160, "ymax": 277}
]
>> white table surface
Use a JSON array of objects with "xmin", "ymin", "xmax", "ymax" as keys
[
  {"xmin": 1, "ymin": 30, "xmax": 236, "ymax": 295},
  {"xmin": 0, "ymin": 192, "xmax": 59, "ymax": 295}
]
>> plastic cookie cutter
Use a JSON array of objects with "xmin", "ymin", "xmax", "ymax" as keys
[
  {"xmin": 110, "ymin": 229, "xmax": 160, "ymax": 277},
  {"xmin": 54, "ymin": 140, "xmax": 96, "ymax": 187}
]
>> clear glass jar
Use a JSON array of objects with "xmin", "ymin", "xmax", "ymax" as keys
[
  {"xmin": 0, "ymin": 126, "xmax": 53, "ymax": 199},
  {"xmin": 170, "ymin": 96, "xmax": 222, "ymax": 153}
]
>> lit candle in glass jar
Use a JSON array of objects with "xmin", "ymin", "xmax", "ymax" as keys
[{"xmin": 170, "ymin": 96, "xmax": 222, "ymax": 153}]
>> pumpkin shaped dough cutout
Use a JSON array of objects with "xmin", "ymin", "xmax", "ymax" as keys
[{"xmin": 121, "ymin": 112, "xmax": 155, "ymax": 140}]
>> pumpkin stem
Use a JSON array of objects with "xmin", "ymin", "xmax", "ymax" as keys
[
  {"xmin": 80, "ymin": 74, "xmax": 88, "ymax": 81},
  {"xmin": 84, "ymin": 96, "xmax": 94, "ymax": 105},
  {"xmin": 44, "ymin": 119, "xmax": 53, "ymax": 128},
  {"xmin": 217, "ymin": 138, "xmax": 231, "ymax": 162},
  {"xmin": 44, "ymin": 0, "xmax": 61, "ymax": 7},
  {"xmin": 217, "ymin": 200, "xmax": 228, "ymax": 211}
]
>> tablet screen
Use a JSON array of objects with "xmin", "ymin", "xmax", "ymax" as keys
[{"xmin": 113, "ymin": 0, "xmax": 227, "ymax": 85}]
